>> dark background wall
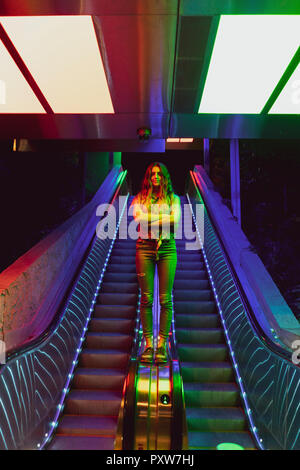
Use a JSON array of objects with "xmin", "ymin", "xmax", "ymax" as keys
[{"xmin": 207, "ymin": 139, "xmax": 300, "ymax": 321}]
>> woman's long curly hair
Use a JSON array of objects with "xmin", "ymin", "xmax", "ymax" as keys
[{"xmin": 137, "ymin": 162, "xmax": 174, "ymax": 207}]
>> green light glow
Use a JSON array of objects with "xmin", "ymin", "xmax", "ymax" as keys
[
  {"xmin": 198, "ymin": 15, "xmax": 300, "ymax": 114},
  {"xmin": 217, "ymin": 442, "xmax": 244, "ymax": 450}
]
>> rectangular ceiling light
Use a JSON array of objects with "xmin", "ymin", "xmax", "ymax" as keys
[
  {"xmin": 167, "ymin": 138, "xmax": 180, "ymax": 142},
  {"xmin": 198, "ymin": 15, "xmax": 300, "ymax": 114},
  {"xmin": 0, "ymin": 16, "xmax": 114, "ymax": 113},
  {"xmin": 180, "ymin": 138, "xmax": 193, "ymax": 142},
  {"xmin": 0, "ymin": 38, "xmax": 45, "ymax": 113},
  {"xmin": 269, "ymin": 63, "xmax": 300, "ymax": 114}
]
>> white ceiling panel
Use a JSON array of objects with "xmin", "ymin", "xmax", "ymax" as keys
[
  {"xmin": 0, "ymin": 38, "xmax": 45, "ymax": 113},
  {"xmin": 1, "ymin": 15, "xmax": 114, "ymax": 113}
]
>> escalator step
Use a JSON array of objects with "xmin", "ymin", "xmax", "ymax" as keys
[
  {"xmin": 112, "ymin": 248, "xmax": 136, "ymax": 256},
  {"xmin": 106, "ymin": 264, "xmax": 136, "ymax": 273},
  {"xmin": 109, "ymin": 256, "xmax": 135, "ymax": 264},
  {"xmin": 113, "ymin": 240, "xmax": 136, "ymax": 247},
  {"xmin": 48, "ymin": 435, "xmax": 115, "ymax": 450},
  {"xmin": 181, "ymin": 362, "xmax": 234, "ymax": 383},
  {"xmin": 73, "ymin": 368, "xmax": 126, "ymax": 390},
  {"xmin": 55, "ymin": 415, "xmax": 118, "ymax": 437},
  {"xmin": 174, "ymin": 300, "xmax": 217, "ymax": 314},
  {"xmin": 89, "ymin": 318, "xmax": 134, "ymax": 333},
  {"xmin": 97, "ymin": 293, "xmax": 137, "ymax": 305},
  {"xmin": 175, "ymin": 314, "xmax": 220, "ymax": 328},
  {"xmin": 177, "ymin": 249, "xmax": 203, "ymax": 256},
  {"xmin": 85, "ymin": 332, "xmax": 133, "ymax": 350},
  {"xmin": 184, "ymin": 382, "xmax": 240, "ymax": 407},
  {"xmin": 101, "ymin": 282, "xmax": 138, "ymax": 294},
  {"xmin": 93, "ymin": 305, "xmax": 136, "ymax": 319},
  {"xmin": 174, "ymin": 279, "xmax": 209, "ymax": 290},
  {"xmin": 175, "ymin": 270, "xmax": 207, "ymax": 280},
  {"xmin": 176, "ymin": 261, "xmax": 205, "ymax": 270},
  {"xmin": 188, "ymin": 431, "xmax": 256, "ymax": 450},
  {"xmin": 79, "ymin": 349, "xmax": 129, "ymax": 369},
  {"xmin": 186, "ymin": 407, "xmax": 247, "ymax": 432},
  {"xmin": 64, "ymin": 389, "xmax": 122, "ymax": 415},
  {"xmin": 178, "ymin": 344, "xmax": 228, "ymax": 362},
  {"xmin": 174, "ymin": 290, "xmax": 212, "ymax": 301},
  {"xmin": 176, "ymin": 328, "xmax": 223, "ymax": 344},
  {"xmin": 103, "ymin": 272, "xmax": 137, "ymax": 283}
]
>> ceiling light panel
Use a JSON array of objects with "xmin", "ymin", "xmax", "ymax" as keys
[
  {"xmin": 0, "ymin": 38, "xmax": 45, "ymax": 113},
  {"xmin": 269, "ymin": 62, "xmax": 300, "ymax": 114},
  {"xmin": 0, "ymin": 16, "xmax": 114, "ymax": 113},
  {"xmin": 198, "ymin": 15, "xmax": 300, "ymax": 114}
]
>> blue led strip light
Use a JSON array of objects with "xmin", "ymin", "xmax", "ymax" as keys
[
  {"xmin": 39, "ymin": 192, "xmax": 130, "ymax": 449},
  {"xmin": 186, "ymin": 192, "xmax": 264, "ymax": 449}
]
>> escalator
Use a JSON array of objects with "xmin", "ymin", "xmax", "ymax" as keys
[
  {"xmin": 173, "ymin": 196, "xmax": 256, "ymax": 450},
  {"xmin": 48, "ymin": 194, "xmax": 257, "ymax": 450},
  {"xmin": 48, "ymin": 212, "xmax": 138, "ymax": 450},
  {"xmin": 1, "ymin": 183, "xmax": 299, "ymax": 451}
]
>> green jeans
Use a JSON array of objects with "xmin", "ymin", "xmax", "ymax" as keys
[{"xmin": 136, "ymin": 237, "xmax": 177, "ymax": 343}]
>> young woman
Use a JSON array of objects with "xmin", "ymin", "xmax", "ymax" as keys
[{"xmin": 130, "ymin": 162, "xmax": 181, "ymax": 364}]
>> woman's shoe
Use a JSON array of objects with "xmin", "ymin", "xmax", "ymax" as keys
[
  {"xmin": 154, "ymin": 345, "xmax": 169, "ymax": 364},
  {"xmin": 139, "ymin": 346, "xmax": 154, "ymax": 364}
]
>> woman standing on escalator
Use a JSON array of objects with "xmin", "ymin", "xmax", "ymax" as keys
[{"xmin": 130, "ymin": 162, "xmax": 181, "ymax": 364}]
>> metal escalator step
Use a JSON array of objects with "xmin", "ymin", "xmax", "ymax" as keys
[
  {"xmin": 176, "ymin": 328, "xmax": 223, "ymax": 344},
  {"xmin": 109, "ymin": 255, "xmax": 135, "ymax": 264},
  {"xmin": 79, "ymin": 349, "xmax": 129, "ymax": 369},
  {"xmin": 48, "ymin": 435, "xmax": 115, "ymax": 450},
  {"xmin": 175, "ymin": 238, "xmax": 200, "ymax": 245},
  {"xmin": 97, "ymin": 293, "xmax": 137, "ymax": 305},
  {"xmin": 106, "ymin": 264, "xmax": 136, "ymax": 273},
  {"xmin": 178, "ymin": 344, "xmax": 228, "ymax": 362},
  {"xmin": 85, "ymin": 332, "xmax": 133, "ymax": 350},
  {"xmin": 175, "ymin": 314, "xmax": 220, "ymax": 328},
  {"xmin": 175, "ymin": 270, "xmax": 207, "ymax": 280},
  {"xmin": 176, "ymin": 250, "xmax": 204, "ymax": 261},
  {"xmin": 184, "ymin": 382, "xmax": 240, "ymax": 407},
  {"xmin": 174, "ymin": 290, "xmax": 213, "ymax": 301},
  {"xmin": 64, "ymin": 389, "xmax": 122, "ymax": 415},
  {"xmin": 181, "ymin": 362, "xmax": 234, "ymax": 383},
  {"xmin": 177, "ymin": 258, "xmax": 204, "ymax": 265},
  {"xmin": 55, "ymin": 415, "xmax": 118, "ymax": 437},
  {"xmin": 73, "ymin": 368, "xmax": 126, "ymax": 390},
  {"xmin": 113, "ymin": 240, "xmax": 136, "ymax": 248},
  {"xmin": 103, "ymin": 272, "xmax": 137, "ymax": 283},
  {"xmin": 89, "ymin": 318, "xmax": 134, "ymax": 334},
  {"xmin": 174, "ymin": 279, "xmax": 209, "ymax": 290},
  {"xmin": 176, "ymin": 261, "xmax": 205, "ymax": 270},
  {"xmin": 188, "ymin": 431, "xmax": 256, "ymax": 450},
  {"xmin": 174, "ymin": 300, "xmax": 217, "ymax": 314},
  {"xmin": 101, "ymin": 282, "xmax": 138, "ymax": 294},
  {"xmin": 186, "ymin": 407, "xmax": 247, "ymax": 432},
  {"xmin": 112, "ymin": 248, "xmax": 136, "ymax": 256},
  {"xmin": 93, "ymin": 305, "xmax": 136, "ymax": 319}
]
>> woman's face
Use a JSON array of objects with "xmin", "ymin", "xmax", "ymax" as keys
[{"xmin": 151, "ymin": 166, "xmax": 162, "ymax": 188}]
